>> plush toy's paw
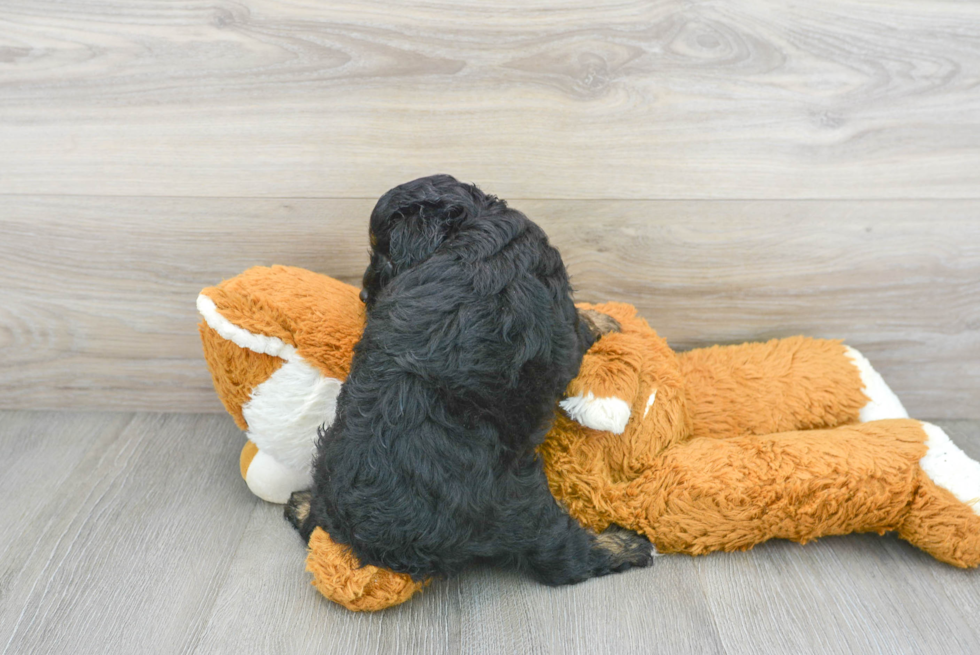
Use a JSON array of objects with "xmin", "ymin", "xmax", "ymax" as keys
[
  {"xmin": 284, "ymin": 490, "xmax": 314, "ymax": 541},
  {"xmin": 844, "ymin": 346, "xmax": 909, "ymax": 421},
  {"xmin": 306, "ymin": 527, "xmax": 428, "ymax": 612},
  {"xmin": 241, "ymin": 443, "xmax": 313, "ymax": 504},
  {"xmin": 560, "ymin": 392, "xmax": 632, "ymax": 434},
  {"xmin": 919, "ymin": 422, "xmax": 980, "ymax": 517},
  {"xmin": 899, "ymin": 422, "xmax": 980, "ymax": 568},
  {"xmin": 596, "ymin": 525, "xmax": 655, "ymax": 573},
  {"xmin": 578, "ymin": 308, "xmax": 622, "ymax": 339}
]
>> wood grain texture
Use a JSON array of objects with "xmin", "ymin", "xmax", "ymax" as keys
[
  {"xmin": 194, "ymin": 504, "xmax": 468, "ymax": 655},
  {"xmin": 0, "ymin": 412, "xmax": 257, "ymax": 655},
  {"xmin": 1, "ymin": 196, "xmax": 977, "ymax": 417},
  {"xmin": 2, "ymin": 412, "xmax": 979, "ymax": 654},
  {"xmin": 0, "ymin": 411, "xmax": 132, "ymax": 577},
  {"xmin": 1, "ymin": 0, "xmax": 979, "ymax": 199},
  {"xmin": 697, "ymin": 535, "xmax": 980, "ymax": 655}
]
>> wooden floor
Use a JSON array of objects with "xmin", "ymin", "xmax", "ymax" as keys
[{"xmin": 1, "ymin": 410, "xmax": 978, "ymax": 655}]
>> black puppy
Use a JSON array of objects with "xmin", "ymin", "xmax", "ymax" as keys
[{"xmin": 286, "ymin": 175, "xmax": 652, "ymax": 585}]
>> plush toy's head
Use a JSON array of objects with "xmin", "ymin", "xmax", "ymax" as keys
[{"xmin": 197, "ymin": 265, "xmax": 364, "ymax": 502}]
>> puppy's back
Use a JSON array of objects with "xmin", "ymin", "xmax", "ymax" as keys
[{"xmin": 310, "ymin": 191, "xmax": 587, "ymax": 577}]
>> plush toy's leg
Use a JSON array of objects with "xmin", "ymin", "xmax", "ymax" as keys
[
  {"xmin": 622, "ymin": 419, "xmax": 980, "ymax": 567},
  {"xmin": 240, "ymin": 442, "xmax": 312, "ymax": 504},
  {"xmin": 305, "ymin": 527, "xmax": 427, "ymax": 612},
  {"xmin": 678, "ymin": 336, "xmax": 878, "ymax": 440},
  {"xmin": 843, "ymin": 346, "xmax": 909, "ymax": 421},
  {"xmin": 899, "ymin": 422, "xmax": 980, "ymax": 567}
]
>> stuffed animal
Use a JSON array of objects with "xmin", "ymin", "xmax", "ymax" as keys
[{"xmin": 198, "ymin": 265, "xmax": 980, "ymax": 611}]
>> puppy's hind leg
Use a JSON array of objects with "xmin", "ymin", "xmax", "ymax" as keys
[
  {"xmin": 518, "ymin": 490, "xmax": 653, "ymax": 586},
  {"xmin": 594, "ymin": 525, "xmax": 658, "ymax": 572}
]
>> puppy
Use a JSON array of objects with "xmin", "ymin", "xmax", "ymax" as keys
[{"xmin": 287, "ymin": 175, "xmax": 652, "ymax": 585}]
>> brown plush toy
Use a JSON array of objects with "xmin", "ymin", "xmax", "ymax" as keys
[{"xmin": 199, "ymin": 266, "xmax": 980, "ymax": 612}]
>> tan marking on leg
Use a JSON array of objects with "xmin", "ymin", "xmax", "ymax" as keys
[
  {"xmin": 285, "ymin": 490, "xmax": 312, "ymax": 529},
  {"xmin": 595, "ymin": 525, "xmax": 654, "ymax": 569}
]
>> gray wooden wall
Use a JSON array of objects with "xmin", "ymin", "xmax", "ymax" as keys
[{"xmin": 2, "ymin": 1, "xmax": 978, "ymax": 418}]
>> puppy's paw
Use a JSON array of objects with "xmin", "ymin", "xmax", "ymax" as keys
[
  {"xmin": 595, "ymin": 525, "xmax": 654, "ymax": 572},
  {"xmin": 578, "ymin": 308, "xmax": 621, "ymax": 339},
  {"xmin": 284, "ymin": 490, "xmax": 312, "ymax": 538}
]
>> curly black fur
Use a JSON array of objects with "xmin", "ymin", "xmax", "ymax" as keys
[{"xmin": 287, "ymin": 174, "xmax": 652, "ymax": 585}]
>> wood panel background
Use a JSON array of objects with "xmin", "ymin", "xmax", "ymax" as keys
[
  {"xmin": 1, "ymin": 0, "xmax": 978, "ymax": 416},
  {"xmin": 2, "ymin": 0, "xmax": 979, "ymax": 199}
]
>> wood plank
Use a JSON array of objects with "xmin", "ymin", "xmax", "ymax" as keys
[
  {"xmin": 197, "ymin": 516, "xmax": 726, "ymax": 655},
  {"xmin": 192, "ymin": 502, "xmax": 467, "ymax": 655},
  {"xmin": 2, "ymin": 196, "xmax": 978, "ymax": 417},
  {"xmin": 2, "ymin": 413, "xmax": 979, "ymax": 654},
  {"xmin": 697, "ymin": 534, "xmax": 980, "ymax": 655},
  {"xmin": 0, "ymin": 412, "xmax": 257, "ymax": 655},
  {"xmin": 454, "ymin": 559, "xmax": 725, "ymax": 655},
  {"xmin": 0, "ymin": 195, "xmax": 372, "ymax": 414},
  {"xmin": 1, "ymin": 0, "xmax": 979, "ymax": 199},
  {"xmin": 0, "ymin": 411, "xmax": 132, "ymax": 577},
  {"xmin": 143, "ymin": 475, "xmax": 727, "ymax": 655}
]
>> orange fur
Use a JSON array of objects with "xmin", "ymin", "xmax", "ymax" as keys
[
  {"xmin": 306, "ymin": 528, "xmax": 427, "ymax": 612},
  {"xmin": 199, "ymin": 322, "xmax": 283, "ymax": 430},
  {"xmin": 678, "ymin": 336, "xmax": 868, "ymax": 441},
  {"xmin": 240, "ymin": 441, "xmax": 259, "ymax": 480},
  {"xmin": 900, "ymin": 475, "xmax": 980, "ymax": 568}
]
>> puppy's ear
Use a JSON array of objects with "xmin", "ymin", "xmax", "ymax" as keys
[
  {"xmin": 386, "ymin": 201, "xmax": 465, "ymax": 266},
  {"xmin": 370, "ymin": 175, "xmax": 476, "ymax": 270}
]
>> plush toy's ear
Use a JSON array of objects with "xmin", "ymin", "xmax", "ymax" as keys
[
  {"xmin": 561, "ymin": 332, "xmax": 646, "ymax": 434},
  {"xmin": 560, "ymin": 303, "xmax": 669, "ymax": 435}
]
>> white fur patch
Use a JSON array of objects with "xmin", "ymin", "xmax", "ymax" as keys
[
  {"xmin": 242, "ymin": 356, "xmax": 342, "ymax": 471},
  {"xmin": 844, "ymin": 346, "xmax": 909, "ymax": 422},
  {"xmin": 560, "ymin": 392, "xmax": 632, "ymax": 434},
  {"xmin": 244, "ymin": 448, "xmax": 314, "ymax": 504},
  {"xmin": 197, "ymin": 293, "xmax": 297, "ymax": 360},
  {"xmin": 642, "ymin": 390, "xmax": 657, "ymax": 419},
  {"xmin": 919, "ymin": 422, "xmax": 980, "ymax": 516}
]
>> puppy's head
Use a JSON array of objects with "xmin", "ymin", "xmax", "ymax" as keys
[{"xmin": 361, "ymin": 174, "xmax": 486, "ymax": 307}]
